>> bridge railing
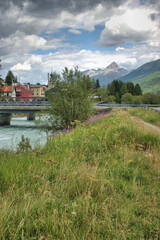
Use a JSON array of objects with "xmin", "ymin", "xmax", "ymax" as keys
[
  {"xmin": 0, "ymin": 97, "xmax": 51, "ymax": 106},
  {"xmin": 96, "ymin": 103, "xmax": 160, "ymax": 108}
]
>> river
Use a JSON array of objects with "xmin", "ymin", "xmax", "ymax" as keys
[{"xmin": 0, "ymin": 116, "xmax": 49, "ymax": 150}]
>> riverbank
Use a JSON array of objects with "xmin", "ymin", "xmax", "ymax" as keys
[{"xmin": 0, "ymin": 110, "xmax": 160, "ymax": 239}]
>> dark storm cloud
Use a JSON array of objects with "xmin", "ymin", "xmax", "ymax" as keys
[
  {"xmin": 0, "ymin": 0, "xmax": 127, "ymax": 40},
  {"xmin": 0, "ymin": 0, "xmax": 23, "ymax": 10},
  {"xmin": 25, "ymin": 0, "xmax": 126, "ymax": 15}
]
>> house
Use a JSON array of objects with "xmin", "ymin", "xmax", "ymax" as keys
[
  {"xmin": 15, "ymin": 83, "xmax": 33, "ymax": 101},
  {"xmin": 30, "ymin": 83, "xmax": 48, "ymax": 97},
  {"xmin": 1, "ymin": 85, "xmax": 16, "ymax": 98}
]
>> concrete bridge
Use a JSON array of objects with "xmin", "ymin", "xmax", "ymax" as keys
[{"xmin": 0, "ymin": 97, "xmax": 51, "ymax": 125}]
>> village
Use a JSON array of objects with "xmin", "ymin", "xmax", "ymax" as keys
[{"xmin": 0, "ymin": 72, "xmax": 52, "ymax": 101}]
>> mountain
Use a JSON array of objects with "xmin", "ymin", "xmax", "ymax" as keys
[
  {"xmin": 118, "ymin": 59, "xmax": 160, "ymax": 94},
  {"xmin": 127, "ymin": 71, "xmax": 160, "ymax": 94},
  {"xmin": 83, "ymin": 62, "xmax": 128, "ymax": 86},
  {"xmin": 119, "ymin": 59, "xmax": 160, "ymax": 82}
]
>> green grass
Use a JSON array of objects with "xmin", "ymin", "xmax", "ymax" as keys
[
  {"xmin": 0, "ymin": 111, "xmax": 160, "ymax": 239},
  {"xmin": 128, "ymin": 108, "xmax": 160, "ymax": 127}
]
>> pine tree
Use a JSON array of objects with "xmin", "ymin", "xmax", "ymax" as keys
[
  {"xmin": 134, "ymin": 84, "xmax": 142, "ymax": 96},
  {"xmin": 5, "ymin": 70, "xmax": 17, "ymax": 86},
  {"xmin": 108, "ymin": 81, "xmax": 116, "ymax": 95},
  {"xmin": 120, "ymin": 83, "xmax": 128, "ymax": 97},
  {"xmin": 126, "ymin": 82, "xmax": 135, "ymax": 95},
  {"xmin": 115, "ymin": 92, "xmax": 121, "ymax": 103},
  {"xmin": 95, "ymin": 79, "xmax": 100, "ymax": 89}
]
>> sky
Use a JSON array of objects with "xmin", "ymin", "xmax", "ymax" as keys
[{"xmin": 0, "ymin": 0, "xmax": 160, "ymax": 84}]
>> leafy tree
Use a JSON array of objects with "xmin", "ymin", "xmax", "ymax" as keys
[
  {"xmin": 121, "ymin": 93, "xmax": 133, "ymax": 104},
  {"xmin": 133, "ymin": 96, "xmax": 142, "ymax": 104},
  {"xmin": 42, "ymin": 67, "xmax": 94, "ymax": 131},
  {"xmin": 134, "ymin": 84, "xmax": 142, "ymax": 96},
  {"xmin": 93, "ymin": 79, "xmax": 96, "ymax": 92},
  {"xmin": 5, "ymin": 70, "xmax": 17, "ymax": 85},
  {"xmin": 108, "ymin": 95, "xmax": 116, "ymax": 103},
  {"xmin": 142, "ymin": 93, "xmax": 160, "ymax": 104},
  {"xmin": 96, "ymin": 86, "xmax": 108, "ymax": 102}
]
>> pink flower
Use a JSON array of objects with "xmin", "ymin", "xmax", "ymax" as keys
[{"xmin": 71, "ymin": 212, "xmax": 76, "ymax": 215}]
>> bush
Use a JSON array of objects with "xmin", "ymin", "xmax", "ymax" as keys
[
  {"xmin": 142, "ymin": 93, "xmax": 160, "ymax": 104},
  {"xmin": 41, "ymin": 67, "xmax": 94, "ymax": 131},
  {"xmin": 133, "ymin": 96, "xmax": 142, "ymax": 104},
  {"xmin": 121, "ymin": 93, "xmax": 133, "ymax": 104}
]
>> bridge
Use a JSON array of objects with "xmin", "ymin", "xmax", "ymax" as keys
[
  {"xmin": 0, "ymin": 97, "xmax": 159, "ymax": 126},
  {"xmin": 0, "ymin": 97, "xmax": 51, "ymax": 125}
]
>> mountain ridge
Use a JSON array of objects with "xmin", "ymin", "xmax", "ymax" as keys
[
  {"xmin": 119, "ymin": 59, "xmax": 160, "ymax": 82},
  {"xmin": 83, "ymin": 62, "xmax": 128, "ymax": 85}
]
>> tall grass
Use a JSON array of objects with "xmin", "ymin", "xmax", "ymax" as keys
[
  {"xmin": 128, "ymin": 107, "xmax": 160, "ymax": 127},
  {"xmin": 0, "ymin": 111, "xmax": 160, "ymax": 239}
]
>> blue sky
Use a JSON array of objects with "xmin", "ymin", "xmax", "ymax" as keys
[{"xmin": 0, "ymin": 0, "xmax": 160, "ymax": 84}]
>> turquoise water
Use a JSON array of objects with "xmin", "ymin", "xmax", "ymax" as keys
[{"xmin": 0, "ymin": 116, "xmax": 49, "ymax": 150}]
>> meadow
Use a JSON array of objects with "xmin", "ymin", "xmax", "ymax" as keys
[
  {"xmin": 128, "ymin": 107, "xmax": 160, "ymax": 127},
  {"xmin": 0, "ymin": 110, "xmax": 160, "ymax": 239}
]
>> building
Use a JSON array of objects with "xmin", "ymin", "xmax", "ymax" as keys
[
  {"xmin": 48, "ymin": 73, "xmax": 55, "ymax": 90},
  {"xmin": 30, "ymin": 83, "xmax": 48, "ymax": 97},
  {"xmin": 1, "ymin": 85, "xmax": 16, "ymax": 97},
  {"xmin": 15, "ymin": 83, "xmax": 33, "ymax": 101}
]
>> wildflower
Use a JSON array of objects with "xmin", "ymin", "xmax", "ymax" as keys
[{"xmin": 71, "ymin": 212, "xmax": 76, "ymax": 215}]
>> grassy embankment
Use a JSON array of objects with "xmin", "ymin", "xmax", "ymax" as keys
[
  {"xmin": 0, "ymin": 110, "xmax": 160, "ymax": 239},
  {"xmin": 128, "ymin": 108, "xmax": 160, "ymax": 127}
]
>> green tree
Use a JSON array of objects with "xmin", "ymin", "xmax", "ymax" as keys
[
  {"xmin": 134, "ymin": 84, "xmax": 142, "ymax": 96},
  {"xmin": 126, "ymin": 82, "xmax": 135, "ymax": 95},
  {"xmin": 142, "ymin": 93, "xmax": 160, "ymax": 104},
  {"xmin": 95, "ymin": 79, "xmax": 100, "ymax": 89},
  {"xmin": 121, "ymin": 93, "xmax": 133, "ymax": 104},
  {"xmin": 133, "ymin": 96, "xmax": 142, "ymax": 104},
  {"xmin": 96, "ymin": 86, "xmax": 108, "ymax": 102},
  {"xmin": 108, "ymin": 81, "xmax": 116, "ymax": 95},
  {"xmin": 42, "ymin": 67, "xmax": 94, "ymax": 131},
  {"xmin": 120, "ymin": 83, "xmax": 128, "ymax": 97},
  {"xmin": 108, "ymin": 95, "xmax": 116, "ymax": 103},
  {"xmin": 5, "ymin": 70, "xmax": 17, "ymax": 85},
  {"xmin": 115, "ymin": 92, "xmax": 121, "ymax": 103}
]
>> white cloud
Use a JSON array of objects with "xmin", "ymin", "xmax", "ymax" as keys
[
  {"xmin": 98, "ymin": 7, "xmax": 159, "ymax": 47},
  {"xmin": 68, "ymin": 29, "xmax": 81, "ymax": 34},
  {"xmin": 11, "ymin": 61, "xmax": 31, "ymax": 71},
  {"xmin": 5, "ymin": 45, "xmax": 159, "ymax": 84},
  {"xmin": 116, "ymin": 47, "xmax": 125, "ymax": 51}
]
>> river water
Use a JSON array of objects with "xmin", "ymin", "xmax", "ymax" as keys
[{"xmin": 0, "ymin": 116, "xmax": 49, "ymax": 150}]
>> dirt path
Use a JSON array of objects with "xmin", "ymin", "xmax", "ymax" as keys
[{"xmin": 131, "ymin": 116, "xmax": 160, "ymax": 135}]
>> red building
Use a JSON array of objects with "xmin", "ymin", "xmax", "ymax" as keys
[{"xmin": 15, "ymin": 83, "xmax": 33, "ymax": 101}]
